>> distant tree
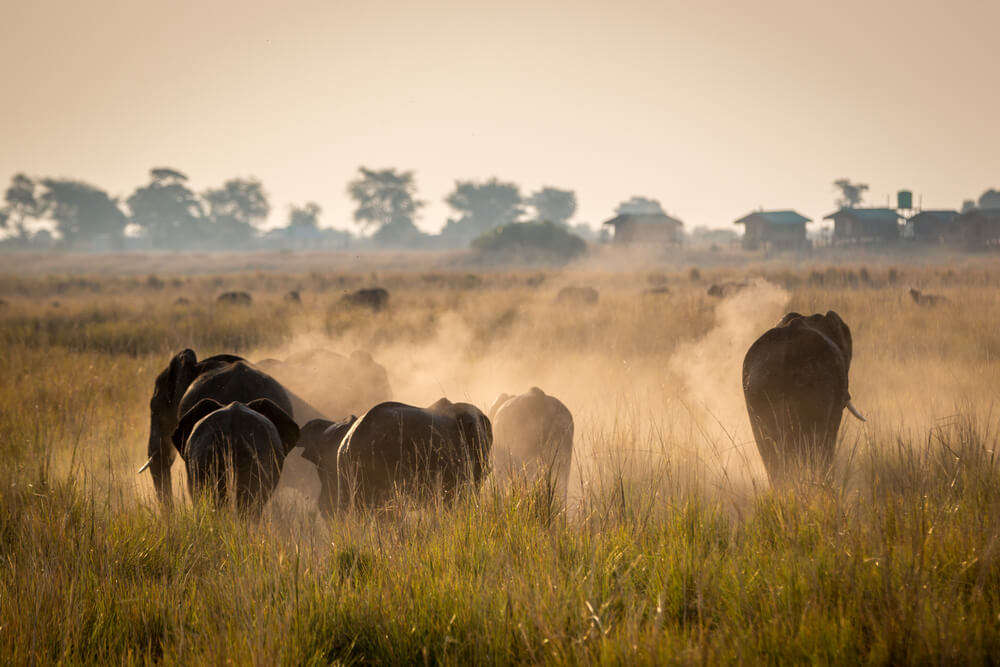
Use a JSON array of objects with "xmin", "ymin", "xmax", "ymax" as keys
[
  {"xmin": 3, "ymin": 174, "xmax": 42, "ymax": 240},
  {"xmin": 287, "ymin": 202, "xmax": 322, "ymax": 230},
  {"xmin": 961, "ymin": 199, "xmax": 977, "ymax": 213},
  {"xmin": 615, "ymin": 196, "xmax": 665, "ymax": 216},
  {"xmin": 978, "ymin": 189, "xmax": 1000, "ymax": 210},
  {"xmin": 833, "ymin": 178, "xmax": 869, "ymax": 208},
  {"xmin": 526, "ymin": 187, "xmax": 576, "ymax": 225},
  {"xmin": 38, "ymin": 178, "xmax": 127, "ymax": 246},
  {"xmin": 440, "ymin": 178, "xmax": 523, "ymax": 244},
  {"xmin": 347, "ymin": 167, "xmax": 424, "ymax": 242},
  {"xmin": 126, "ymin": 168, "xmax": 205, "ymax": 249},
  {"xmin": 202, "ymin": 177, "xmax": 269, "ymax": 246}
]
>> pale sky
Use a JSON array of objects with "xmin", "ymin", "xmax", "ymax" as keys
[{"xmin": 2, "ymin": 0, "xmax": 998, "ymax": 233}]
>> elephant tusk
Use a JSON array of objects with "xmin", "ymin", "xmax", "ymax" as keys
[
  {"xmin": 137, "ymin": 457, "xmax": 153, "ymax": 474},
  {"xmin": 846, "ymin": 401, "xmax": 867, "ymax": 422}
]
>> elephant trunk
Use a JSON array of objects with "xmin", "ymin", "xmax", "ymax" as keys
[{"xmin": 145, "ymin": 417, "xmax": 174, "ymax": 507}]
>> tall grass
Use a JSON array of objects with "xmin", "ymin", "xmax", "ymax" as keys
[{"xmin": 2, "ymin": 262, "xmax": 1000, "ymax": 662}]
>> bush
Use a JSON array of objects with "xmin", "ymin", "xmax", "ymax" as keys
[{"xmin": 471, "ymin": 221, "xmax": 587, "ymax": 262}]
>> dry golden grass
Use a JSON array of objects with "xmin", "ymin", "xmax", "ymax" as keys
[{"xmin": 2, "ymin": 253, "xmax": 1000, "ymax": 663}]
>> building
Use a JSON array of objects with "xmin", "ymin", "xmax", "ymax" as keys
[
  {"xmin": 823, "ymin": 208, "xmax": 902, "ymax": 244},
  {"xmin": 951, "ymin": 208, "xmax": 1000, "ymax": 249},
  {"xmin": 733, "ymin": 210, "xmax": 811, "ymax": 250},
  {"xmin": 602, "ymin": 213, "xmax": 684, "ymax": 245},
  {"xmin": 905, "ymin": 210, "xmax": 958, "ymax": 243}
]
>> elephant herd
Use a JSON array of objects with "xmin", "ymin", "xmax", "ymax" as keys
[{"xmin": 141, "ymin": 309, "xmax": 865, "ymax": 517}]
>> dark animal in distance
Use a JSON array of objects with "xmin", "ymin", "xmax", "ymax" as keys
[
  {"xmin": 341, "ymin": 287, "xmax": 389, "ymax": 311},
  {"xmin": 254, "ymin": 348, "xmax": 392, "ymax": 421},
  {"xmin": 707, "ymin": 282, "xmax": 749, "ymax": 298},
  {"xmin": 172, "ymin": 398, "xmax": 300, "ymax": 517},
  {"xmin": 217, "ymin": 291, "xmax": 252, "ymax": 305},
  {"xmin": 556, "ymin": 286, "xmax": 599, "ymax": 305},
  {"xmin": 141, "ymin": 349, "xmax": 325, "ymax": 507},
  {"xmin": 284, "ymin": 290, "xmax": 302, "ymax": 304},
  {"xmin": 299, "ymin": 399, "xmax": 493, "ymax": 515},
  {"xmin": 743, "ymin": 311, "xmax": 865, "ymax": 484},
  {"xmin": 909, "ymin": 288, "xmax": 949, "ymax": 306},
  {"xmin": 489, "ymin": 387, "xmax": 574, "ymax": 502}
]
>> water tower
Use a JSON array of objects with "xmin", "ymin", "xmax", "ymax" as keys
[
  {"xmin": 898, "ymin": 190, "xmax": 915, "ymax": 239},
  {"xmin": 897, "ymin": 190, "xmax": 913, "ymax": 212}
]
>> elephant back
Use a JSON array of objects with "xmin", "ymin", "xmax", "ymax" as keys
[
  {"xmin": 180, "ymin": 361, "xmax": 293, "ymax": 420},
  {"xmin": 743, "ymin": 323, "xmax": 848, "ymax": 404}
]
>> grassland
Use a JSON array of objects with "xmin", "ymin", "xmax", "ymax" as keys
[{"xmin": 2, "ymin": 254, "xmax": 1000, "ymax": 663}]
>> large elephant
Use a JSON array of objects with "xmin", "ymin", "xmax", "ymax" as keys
[
  {"xmin": 254, "ymin": 348, "xmax": 391, "ymax": 421},
  {"xmin": 489, "ymin": 387, "xmax": 574, "ymax": 501},
  {"xmin": 141, "ymin": 349, "xmax": 324, "ymax": 506},
  {"xmin": 299, "ymin": 399, "xmax": 493, "ymax": 515},
  {"xmin": 171, "ymin": 398, "xmax": 300, "ymax": 517},
  {"xmin": 742, "ymin": 311, "xmax": 866, "ymax": 483}
]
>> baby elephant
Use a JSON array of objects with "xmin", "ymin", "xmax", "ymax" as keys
[
  {"xmin": 489, "ymin": 387, "xmax": 574, "ymax": 501},
  {"xmin": 171, "ymin": 398, "xmax": 300, "ymax": 516}
]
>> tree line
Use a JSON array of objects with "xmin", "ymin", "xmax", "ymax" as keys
[{"xmin": 0, "ymin": 167, "xmax": 614, "ymax": 251}]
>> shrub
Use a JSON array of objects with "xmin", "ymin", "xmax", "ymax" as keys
[{"xmin": 471, "ymin": 221, "xmax": 587, "ymax": 262}]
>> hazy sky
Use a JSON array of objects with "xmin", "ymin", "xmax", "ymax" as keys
[{"xmin": 2, "ymin": 0, "xmax": 998, "ymax": 233}]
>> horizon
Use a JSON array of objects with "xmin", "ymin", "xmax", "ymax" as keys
[{"xmin": 2, "ymin": 0, "xmax": 998, "ymax": 234}]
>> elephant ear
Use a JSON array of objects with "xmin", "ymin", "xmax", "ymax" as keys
[
  {"xmin": 456, "ymin": 410, "xmax": 492, "ymax": 481},
  {"xmin": 300, "ymin": 417, "xmax": 356, "ymax": 467},
  {"xmin": 778, "ymin": 312, "xmax": 804, "ymax": 327},
  {"xmin": 153, "ymin": 349, "xmax": 198, "ymax": 411},
  {"xmin": 247, "ymin": 398, "xmax": 300, "ymax": 455},
  {"xmin": 823, "ymin": 310, "xmax": 853, "ymax": 366},
  {"xmin": 488, "ymin": 394, "xmax": 512, "ymax": 420},
  {"xmin": 299, "ymin": 418, "xmax": 335, "ymax": 460},
  {"xmin": 172, "ymin": 397, "xmax": 223, "ymax": 457}
]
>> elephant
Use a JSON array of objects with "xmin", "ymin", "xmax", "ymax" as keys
[
  {"xmin": 171, "ymin": 398, "xmax": 300, "ymax": 517},
  {"xmin": 284, "ymin": 290, "xmax": 302, "ymax": 303},
  {"xmin": 707, "ymin": 281, "xmax": 749, "ymax": 298},
  {"xmin": 253, "ymin": 348, "xmax": 392, "ymax": 420},
  {"xmin": 341, "ymin": 287, "xmax": 389, "ymax": 311},
  {"xmin": 217, "ymin": 291, "xmax": 252, "ymax": 305},
  {"xmin": 556, "ymin": 286, "xmax": 598, "ymax": 305},
  {"xmin": 141, "ymin": 349, "xmax": 325, "ymax": 507},
  {"xmin": 489, "ymin": 387, "xmax": 574, "ymax": 501},
  {"xmin": 742, "ymin": 311, "xmax": 866, "ymax": 483},
  {"xmin": 299, "ymin": 399, "xmax": 493, "ymax": 515},
  {"xmin": 909, "ymin": 288, "xmax": 949, "ymax": 306}
]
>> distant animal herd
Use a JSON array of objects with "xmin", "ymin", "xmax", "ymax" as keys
[{"xmin": 138, "ymin": 281, "xmax": 909, "ymax": 516}]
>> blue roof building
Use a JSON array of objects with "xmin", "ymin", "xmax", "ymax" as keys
[
  {"xmin": 823, "ymin": 208, "xmax": 902, "ymax": 244},
  {"xmin": 734, "ymin": 210, "xmax": 811, "ymax": 250}
]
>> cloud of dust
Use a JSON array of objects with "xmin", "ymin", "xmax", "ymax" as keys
[
  {"xmin": 257, "ymin": 276, "xmax": 792, "ymax": 502},
  {"xmin": 666, "ymin": 279, "xmax": 790, "ymax": 484}
]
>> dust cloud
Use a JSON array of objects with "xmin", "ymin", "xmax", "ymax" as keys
[
  {"xmin": 666, "ymin": 279, "xmax": 790, "ymax": 485},
  {"xmin": 258, "ymin": 278, "xmax": 790, "ymax": 501}
]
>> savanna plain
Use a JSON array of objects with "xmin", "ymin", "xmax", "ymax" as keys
[{"xmin": 3, "ymin": 252, "xmax": 1000, "ymax": 664}]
